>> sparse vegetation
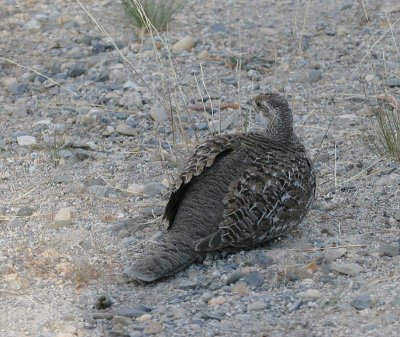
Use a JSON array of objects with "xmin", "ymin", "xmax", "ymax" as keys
[
  {"xmin": 122, "ymin": 0, "xmax": 184, "ymax": 31},
  {"xmin": 369, "ymin": 95, "xmax": 400, "ymax": 162}
]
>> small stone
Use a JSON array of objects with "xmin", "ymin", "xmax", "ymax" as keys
[
  {"xmin": 173, "ymin": 36, "xmax": 195, "ymax": 51},
  {"xmin": 150, "ymin": 107, "xmax": 168, "ymax": 122},
  {"xmin": 324, "ymin": 248, "xmax": 347, "ymax": 261},
  {"xmin": 380, "ymin": 244, "xmax": 400, "ymax": 257},
  {"xmin": 331, "ymin": 262, "xmax": 363, "ymax": 276},
  {"xmin": 17, "ymin": 135, "xmax": 36, "ymax": 146},
  {"xmin": 351, "ymin": 294, "xmax": 372, "ymax": 310},
  {"xmin": 68, "ymin": 67, "xmax": 86, "ymax": 78},
  {"xmin": 300, "ymin": 289, "xmax": 321, "ymax": 302},
  {"xmin": 242, "ymin": 271, "xmax": 264, "ymax": 288},
  {"xmin": 53, "ymin": 208, "xmax": 72, "ymax": 228},
  {"xmin": 87, "ymin": 185, "xmax": 108, "ymax": 197},
  {"xmin": 308, "ymin": 69, "xmax": 322, "ymax": 83},
  {"xmin": 208, "ymin": 296, "xmax": 226, "ymax": 306},
  {"xmin": 210, "ymin": 23, "xmax": 227, "ymax": 33},
  {"xmin": 93, "ymin": 312, "xmax": 114, "ymax": 320},
  {"xmin": 84, "ymin": 177, "xmax": 106, "ymax": 187},
  {"xmin": 16, "ymin": 206, "xmax": 35, "ymax": 217},
  {"xmin": 94, "ymin": 295, "xmax": 113, "ymax": 310},
  {"xmin": 117, "ymin": 307, "xmax": 148, "ymax": 318},
  {"xmin": 79, "ymin": 114, "xmax": 96, "ymax": 125},
  {"xmin": 142, "ymin": 182, "xmax": 167, "ymax": 197},
  {"xmin": 136, "ymin": 313, "xmax": 152, "ymax": 322},
  {"xmin": 287, "ymin": 299, "xmax": 303, "ymax": 312},
  {"xmin": 247, "ymin": 301, "xmax": 268, "ymax": 311},
  {"xmin": 55, "ymin": 333, "xmax": 75, "ymax": 337},
  {"xmin": 384, "ymin": 79, "xmax": 400, "ymax": 87},
  {"xmin": 199, "ymin": 311, "xmax": 222, "ymax": 321},
  {"xmin": 127, "ymin": 183, "xmax": 144, "ymax": 194},
  {"xmin": 178, "ymin": 279, "xmax": 198, "ymax": 289},
  {"xmin": 226, "ymin": 270, "xmax": 247, "ymax": 285},
  {"xmin": 7, "ymin": 217, "xmax": 25, "ymax": 228},
  {"xmin": 232, "ymin": 282, "xmax": 250, "ymax": 296},
  {"xmin": 8, "ymin": 82, "xmax": 28, "ymax": 95},
  {"xmin": 144, "ymin": 321, "xmax": 164, "ymax": 335},
  {"xmin": 198, "ymin": 50, "xmax": 210, "ymax": 59},
  {"xmin": 24, "ymin": 19, "xmax": 41, "ymax": 30},
  {"xmin": 112, "ymin": 315, "xmax": 132, "ymax": 328},
  {"xmin": 116, "ymin": 124, "xmax": 138, "ymax": 137},
  {"xmin": 283, "ymin": 265, "xmax": 313, "ymax": 281}
]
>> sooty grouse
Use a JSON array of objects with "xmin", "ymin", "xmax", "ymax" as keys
[{"xmin": 126, "ymin": 92, "xmax": 316, "ymax": 282}]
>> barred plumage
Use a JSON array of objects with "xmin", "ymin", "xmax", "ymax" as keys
[{"xmin": 125, "ymin": 93, "xmax": 316, "ymax": 282}]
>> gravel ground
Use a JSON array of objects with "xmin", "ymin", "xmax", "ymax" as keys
[{"xmin": 1, "ymin": 0, "xmax": 400, "ymax": 336}]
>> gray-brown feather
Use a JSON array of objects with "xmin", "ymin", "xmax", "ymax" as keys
[{"xmin": 126, "ymin": 93, "xmax": 316, "ymax": 282}]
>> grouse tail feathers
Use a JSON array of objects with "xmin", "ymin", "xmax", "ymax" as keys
[{"xmin": 125, "ymin": 237, "xmax": 198, "ymax": 282}]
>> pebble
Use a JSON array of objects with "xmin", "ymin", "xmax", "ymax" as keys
[
  {"xmin": 94, "ymin": 295, "xmax": 113, "ymax": 310},
  {"xmin": 16, "ymin": 135, "xmax": 36, "ymax": 146},
  {"xmin": 299, "ymin": 289, "xmax": 321, "ymax": 302},
  {"xmin": 380, "ymin": 244, "xmax": 400, "ymax": 257},
  {"xmin": 331, "ymin": 262, "xmax": 363, "ymax": 276},
  {"xmin": 116, "ymin": 124, "xmax": 138, "ymax": 137},
  {"xmin": 24, "ymin": 19, "xmax": 41, "ymax": 30},
  {"xmin": 247, "ymin": 301, "xmax": 268, "ymax": 311},
  {"xmin": 16, "ymin": 206, "xmax": 35, "ymax": 217},
  {"xmin": 68, "ymin": 66, "xmax": 86, "ymax": 78},
  {"xmin": 208, "ymin": 296, "xmax": 226, "ymax": 306},
  {"xmin": 117, "ymin": 307, "xmax": 149, "ymax": 318},
  {"xmin": 283, "ymin": 265, "xmax": 313, "ymax": 281},
  {"xmin": 383, "ymin": 79, "xmax": 400, "ymax": 87},
  {"xmin": 142, "ymin": 182, "xmax": 167, "ymax": 197},
  {"xmin": 93, "ymin": 312, "xmax": 113, "ymax": 320},
  {"xmin": 8, "ymin": 82, "xmax": 28, "ymax": 95},
  {"xmin": 150, "ymin": 107, "xmax": 168, "ymax": 122},
  {"xmin": 173, "ymin": 36, "xmax": 195, "ymax": 51},
  {"xmin": 287, "ymin": 299, "xmax": 303, "ymax": 312},
  {"xmin": 52, "ymin": 208, "xmax": 72, "ymax": 228},
  {"xmin": 7, "ymin": 217, "xmax": 25, "ymax": 228},
  {"xmin": 351, "ymin": 294, "xmax": 372, "ymax": 310},
  {"xmin": 143, "ymin": 321, "xmax": 164, "ymax": 335},
  {"xmin": 324, "ymin": 248, "xmax": 347, "ymax": 261},
  {"xmin": 308, "ymin": 69, "xmax": 322, "ymax": 83},
  {"xmin": 87, "ymin": 185, "xmax": 108, "ymax": 197},
  {"xmin": 178, "ymin": 279, "xmax": 198, "ymax": 289},
  {"xmin": 242, "ymin": 271, "xmax": 265, "ymax": 288}
]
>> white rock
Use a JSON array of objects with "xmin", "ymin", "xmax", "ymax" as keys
[
  {"xmin": 17, "ymin": 135, "xmax": 36, "ymax": 146},
  {"xmin": 116, "ymin": 124, "xmax": 138, "ymax": 137},
  {"xmin": 173, "ymin": 36, "xmax": 195, "ymax": 51},
  {"xmin": 300, "ymin": 289, "xmax": 322, "ymax": 301},
  {"xmin": 52, "ymin": 208, "xmax": 72, "ymax": 228},
  {"xmin": 127, "ymin": 183, "xmax": 144, "ymax": 194}
]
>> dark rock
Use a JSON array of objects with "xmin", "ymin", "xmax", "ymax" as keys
[
  {"xmin": 16, "ymin": 206, "xmax": 35, "ymax": 217},
  {"xmin": 68, "ymin": 67, "xmax": 87, "ymax": 78},
  {"xmin": 242, "ymin": 271, "xmax": 265, "ymax": 288},
  {"xmin": 94, "ymin": 295, "xmax": 113, "ymax": 309}
]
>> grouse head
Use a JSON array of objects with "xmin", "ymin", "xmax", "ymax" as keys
[{"xmin": 251, "ymin": 92, "xmax": 294, "ymax": 143}]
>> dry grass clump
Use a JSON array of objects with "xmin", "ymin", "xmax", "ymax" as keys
[
  {"xmin": 122, "ymin": 0, "xmax": 184, "ymax": 31},
  {"xmin": 369, "ymin": 95, "xmax": 400, "ymax": 162}
]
